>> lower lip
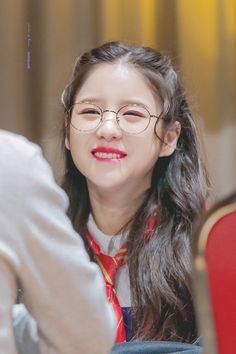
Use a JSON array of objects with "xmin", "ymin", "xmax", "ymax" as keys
[{"xmin": 91, "ymin": 153, "xmax": 126, "ymax": 162}]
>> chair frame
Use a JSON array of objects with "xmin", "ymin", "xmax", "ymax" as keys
[{"xmin": 193, "ymin": 199, "xmax": 236, "ymax": 354}]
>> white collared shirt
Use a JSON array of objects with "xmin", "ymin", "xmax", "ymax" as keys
[{"xmin": 88, "ymin": 214, "xmax": 131, "ymax": 307}]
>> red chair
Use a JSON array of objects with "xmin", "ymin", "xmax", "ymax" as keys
[{"xmin": 193, "ymin": 193, "xmax": 236, "ymax": 354}]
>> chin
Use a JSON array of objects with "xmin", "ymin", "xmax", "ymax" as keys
[{"xmin": 88, "ymin": 177, "xmax": 126, "ymax": 192}]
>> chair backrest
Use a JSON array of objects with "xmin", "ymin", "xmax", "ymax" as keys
[{"xmin": 193, "ymin": 193, "xmax": 236, "ymax": 354}]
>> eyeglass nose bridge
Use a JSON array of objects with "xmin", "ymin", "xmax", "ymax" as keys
[{"xmin": 101, "ymin": 109, "xmax": 120, "ymax": 124}]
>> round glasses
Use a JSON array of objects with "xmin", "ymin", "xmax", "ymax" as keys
[{"xmin": 68, "ymin": 102, "xmax": 162, "ymax": 135}]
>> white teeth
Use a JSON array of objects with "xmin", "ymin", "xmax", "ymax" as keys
[{"xmin": 94, "ymin": 152, "xmax": 122, "ymax": 159}]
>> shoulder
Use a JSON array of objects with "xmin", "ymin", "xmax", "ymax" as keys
[
  {"xmin": 0, "ymin": 130, "xmax": 55, "ymax": 188},
  {"xmin": 0, "ymin": 130, "xmax": 41, "ymax": 163},
  {"xmin": 0, "ymin": 130, "xmax": 63, "ymax": 214},
  {"xmin": 0, "ymin": 130, "xmax": 41, "ymax": 194}
]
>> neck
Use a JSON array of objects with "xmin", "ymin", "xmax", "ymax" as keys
[{"xmin": 87, "ymin": 182, "xmax": 149, "ymax": 235}]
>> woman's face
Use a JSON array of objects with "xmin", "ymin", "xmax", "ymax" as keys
[{"xmin": 66, "ymin": 63, "xmax": 178, "ymax": 193}]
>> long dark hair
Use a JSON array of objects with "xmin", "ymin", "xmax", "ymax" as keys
[{"xmin": 61, "ymin": 42, "xmax": 209, "ymax": 343}]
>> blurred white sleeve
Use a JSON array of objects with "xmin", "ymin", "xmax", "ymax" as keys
[
  {"xmin": 13, "ymin": 305, "xmax": 40, "ymax": 354},
  {"xmin": 0, "ymin": 131, "xmax": 116, "ymax": 354}
]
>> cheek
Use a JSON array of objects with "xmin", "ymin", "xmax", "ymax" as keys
[
  {"xmin": 69, "ymin": 135, "xmax": 87, "ymax": 165},
  {"xmin": 139, "ymin": 130, "xmax": 162, "ymax": 153},
  {"xmin": 69, "ymin": 135, "xmax": 79, "ymax": 156},
  {"xmin": 133, "ymin": 136, "xmax": 161, "ymax": 168},
  {"xmin": 153, "ymin": 117, "xmax": 165, "ymax": 137},
  {"xmin": 69, "ymin": 130, "xmax": 90, "ymax": 152}
]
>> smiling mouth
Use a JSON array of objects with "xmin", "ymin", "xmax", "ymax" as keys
[
  {"xmin": 93, "ymin": 152, "xmax": 123, "ymax": 159},
  {"xmin": 91, "ymin": 148, "xmax": 127, "ymax": 161}
]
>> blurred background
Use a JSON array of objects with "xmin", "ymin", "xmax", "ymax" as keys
[{"xmin": 0, "ymin": 0, "xmax": 235, "ymax": 200}]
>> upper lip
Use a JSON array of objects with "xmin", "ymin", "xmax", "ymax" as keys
[{"xmin": 91, "ymin": 147, "xmax": 127, "ymax": 157}]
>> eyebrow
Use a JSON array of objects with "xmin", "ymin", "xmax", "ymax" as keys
[
  {"xmin": 75, "ymin": 97, "xmax": 152, "ymax": 110},
  {"xmin": 77, "ymin": 98, "xmax": 100, "ymax": 103}
]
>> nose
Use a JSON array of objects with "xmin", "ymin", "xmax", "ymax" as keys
[{"xmin": 95, "ymin": 110, "xmax": 122, "ymax": 141}]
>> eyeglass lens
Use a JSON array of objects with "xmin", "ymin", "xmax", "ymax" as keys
[{"xmin": 70, "ymin": 102, "xmax": 150, "ymax": 134}]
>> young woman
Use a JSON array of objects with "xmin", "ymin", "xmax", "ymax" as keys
[{"xmin": 61, "ymin": 41, "xmax": 209, "ymax": 345}]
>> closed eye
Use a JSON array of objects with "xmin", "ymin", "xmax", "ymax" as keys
[
  {"xmin": 123, "ymin": 110, "xmax": 145, "ymax": 117},
  {"xmin": 82, "ymin": 108, "xmax": 100, "ymax": 114},
  {"xmin": 82, "ymin": 109, "xmax": 100, "ymax": 115}
]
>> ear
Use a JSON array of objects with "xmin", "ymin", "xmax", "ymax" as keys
[
  {"xmin": 65, "ymin": 136, "xmax": 70, "ymax": 150},
  {"xmin": 65, "ymin": 117, "xmax": 70, "ymax": 150},
  {"xmin": 159, "ymin": 121, "xmax": 181, "ymax": 157}
]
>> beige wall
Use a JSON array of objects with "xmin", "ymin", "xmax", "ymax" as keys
[{"xmin": 0, "ymin": 0, "xmax": 235, "ymax": 199}]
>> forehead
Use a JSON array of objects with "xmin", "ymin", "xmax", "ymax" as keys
[{"xmin": 75, "ymin": 62, "xmax": 160, "ymax": 108}]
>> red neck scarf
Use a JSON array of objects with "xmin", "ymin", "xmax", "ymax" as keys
[{"xmin": 86, "ymin": 212, "xmax": 156, "ymax": 342}]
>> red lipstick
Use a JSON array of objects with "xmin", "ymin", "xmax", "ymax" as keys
[{"xmin": 91, "ymin": 147, "xmax": 127, "ymax": 162}]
